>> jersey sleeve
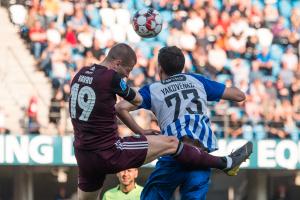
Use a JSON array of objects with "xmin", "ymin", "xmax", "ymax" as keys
[
  {"xmin": 111, "ymin": 72, "xmax": 136, "ymax": 102},
  {"xmin": 189, "ymin": 73, "xmax": 225, "ymax": 101},
  {"xmin": 138, "ymin": 84, "xmax": 151, "ymax": 110}
]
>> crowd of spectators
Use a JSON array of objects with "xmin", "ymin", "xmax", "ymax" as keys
[{"xmin": 12, "ymin": 0, "xmax": 300, "ymax": 140}]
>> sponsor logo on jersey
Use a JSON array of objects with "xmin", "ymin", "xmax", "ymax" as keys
[
  {"xmin": 120, "ymin": 79, "xmax": 127, "ymax": 91},
  {"xmin": 85, "ymin": 66, "xmax": 96, "ymax": 75},
  {"xmin": 162, "ymin": 74, "xmax": 186, "ymax": 84}
]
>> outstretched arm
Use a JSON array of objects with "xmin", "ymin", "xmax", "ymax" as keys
[
  {"xmin": 221, "ymin": 87, "xmax": 246, "ymax": 102},
  {"xmin": 188, "ymin": 74, "xmax": 246, "ymax": 102}
]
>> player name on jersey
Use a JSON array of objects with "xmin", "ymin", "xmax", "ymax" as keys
[
  {"xmin": 78, "ymin": 75, "xmax": 93, "ymax": 84},
  {"xmin": 161, "ymin": 82, "xmax": 195, "ymax": 95}
]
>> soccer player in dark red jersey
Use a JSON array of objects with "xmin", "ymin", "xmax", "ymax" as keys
[{"xmin": 70, "ymin": 43, "xmax": 252, "ymax": 200}]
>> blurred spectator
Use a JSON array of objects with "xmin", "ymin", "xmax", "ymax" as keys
[
  {"xmin": 65, "ymin": 23, "xmax": 77, "ymax": 47},
  {"xmin": 27, "ymin": 96, "xmax": 38, "ymax": 123},
  {"xmin": 272, "ymin": 184, "xmax": 289, "ymax": 200},
  {"xmin": 85, "ymin": 3, "xmax": 101, "ymax": 29},
  {"xmin": 46, "ymin": 21, "xmax": 61, "ymax": 45},
  {"xmin": 29, "ymin": 20, "xmax": 47, "ymax": 59},
  {"xmin": 279, "ymin": 61, "xmax": 294, "ymax": 87},
  {"xmin": 49, "ymin": 90, "xmax": 64, "ymax": 135},
  {"xmin": 271, "ymin": 17, "xmax": 289, "ymax": 45},
  {"xmin": 276, "ymin": 78, "xmax": 291, "ymax": 100},
  {"xmin": 281, "ymin": 46, "xmax": 298, "ymax": 71},
  {"xmin": 27, "ymin": 96, "xmax": 40, "ymax": 134},
  {"xmin": 267, "ymin": 101, "xmax": 287, "ymax": 139},
  {"xmin": 103, "ymin": 168, "xmax": 143, "ymax": 200},
  {"xmin": 170, "ymin": 11, "xmax": 185, "ymax": 30},
  {"xmin": 43, "ymin": 0, "xmax": 60, "ymax": 22},
  {"xmin": 208, "ymin": 43, "xmax": 227, "ymax": 72},
  {"xmin": 227, "ymin": 112, "xmax": 243, "ymax": 138},
  {"xmin": 70, "ymin": 7, "xmax": 87, "ymax": 33},
  {"xmin": 55, "ymin": 186, "xmax": 70, "ymax": 200},
  {"xmin": 256, "ymin": 47, "xmax": 273, "ymax": 76},
  {"xmin": 230, "ymin": 58, "xmax": 250, "ymax": 87}
]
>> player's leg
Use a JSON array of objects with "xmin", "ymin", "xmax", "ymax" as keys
[
  {"xmin": 180, "ymin": 169, "xmax": 211, "ymax": 200},
  {"xmin": 145, "ymin": 134, "xmax": 227, "ymax": 169},
  {"xmin": 143, "ymin": 135, "xmax": 178, "ymax": 163},
  {"xmin": 141, "ymin": 159, "xmax": 183, "ymax": 200},
  {"xmin": 75, "ymin": 148, "xmax": 106, "ymax": 200},
  {"xmin": 115, "ymin": 134, "xmax": 226, "ymax": 170},
  {"xmin": 117, "ymin": 134, "xmax": 252, "ymax": 175},
  {"xmin": 144, "ymin": 135, "xmax": 253, "ymax": 172}
]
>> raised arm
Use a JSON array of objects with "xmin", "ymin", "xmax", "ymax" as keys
[
  {"xmin": 115, "ymin": 83, "xmax": 159, "ymax": 135},
  {"xmin": 116, "ymin": 98, "xmax": 159, "ymax": 135},
  {"xmin": 115, "ymin": 99, "xmax": 144, "ymax": 133},
  {"xmin": 111, "ymin": 72, "xmax": 142, "ymax": 107}
]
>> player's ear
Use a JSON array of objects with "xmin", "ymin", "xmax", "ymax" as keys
[
  {"xmin": 134, "ymin": 169, "xmax": 138, "ymax": 178},
  {"xmin": 157, "ymin": 63, "xmax": 161, "ymax": 73},
  {"xmin": 113, "ymin": 59, "xmax": 122, "ymax": 67},
  {"xmin": 116, "ymin": 171, "xmax": 121, "ymax": 178},
  {"xmin": 158, "ymin": 64, "xmax": 163, "ymax": 77}
]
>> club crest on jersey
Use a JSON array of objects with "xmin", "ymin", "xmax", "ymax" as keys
[{"xmin": 120, "ymin": 79, "xmax": 127, "ymax": 91}]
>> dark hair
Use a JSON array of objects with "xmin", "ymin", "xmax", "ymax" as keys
[
  {"xmin": 158, "ymin": 46, "xmax": 185, "ymax": 76},
  {"xmin": 106, "ymin": 43, "xmax": 137, "ymax": 66}
]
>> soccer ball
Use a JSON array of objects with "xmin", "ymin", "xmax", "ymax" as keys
[{"xmin": 132, "ymin": 8, "xmax": 163, "ymax": 38}]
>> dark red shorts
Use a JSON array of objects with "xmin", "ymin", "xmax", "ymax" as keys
[{"xmin": 74, "ymin": 134, "xmax": 148, "ymax": 192}]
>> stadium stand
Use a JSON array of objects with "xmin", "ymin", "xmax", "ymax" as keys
[
  {"xmin": 0, "ymin": 6, "xmax": 52, "ymax": 134},
  {"xmin": 1, "ymin": 0, "xmax": 300, "ymax": 199},
  {"xmin": 3, "ymin": 0, "xmax": 300, "ymax": 139}
]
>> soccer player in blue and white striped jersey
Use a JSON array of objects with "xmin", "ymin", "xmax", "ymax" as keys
[{"xmin": 116, "ymin": 46, "xmax": 251, "ymax": 200}]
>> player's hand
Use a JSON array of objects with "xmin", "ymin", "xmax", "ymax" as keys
[{"xmin": 141, "ymin": 129, "xmax": 161, "ymax": 135}]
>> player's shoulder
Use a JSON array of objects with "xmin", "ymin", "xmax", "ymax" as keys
[
  {"xmin": 92, "ymin": 64, "xmax": 115, "ymax": 76},
  {"xmin": 184, "ymin": 73, "xmax": 213, "ymax": 83},
  {"xmin": 184, "ymin": 72, "xmax": 204, "ymax": 79},
  {"xmin": 90, "ymin": 64, "xmax": 116, "ymax": 81},
  {"xmin": 103, "ymin": 186, "xmax": 119, "ymax": 196}
]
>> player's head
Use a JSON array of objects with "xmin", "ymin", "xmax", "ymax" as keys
[
  {"xmin": 105, "ymin": 43, "xmax": 137, "ymax": 78},
  {"xmin": 158, "ymin": 46, "xmax": 185, "ymax": 78},
  {"xmin": 116, "ymin": 168, "xmax": 138, "ymax": 187}
]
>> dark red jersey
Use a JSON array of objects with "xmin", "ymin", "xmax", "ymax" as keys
[{"xmin": 69, "ymin": 64, "xmax": 136, "ymax": 150}]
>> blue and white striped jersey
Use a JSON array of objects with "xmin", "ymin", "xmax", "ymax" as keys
[{"xmin": 138, "ymin": 73, "xmax": 225, "ymax": 152}]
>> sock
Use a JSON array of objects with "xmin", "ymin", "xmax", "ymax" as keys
[
  {"xmin": 225, "ymin": 156, "xmax": 233, "ymax": 169},
  {"xmin": 173, "ymin": 142, "xmax": 227, "ymax": 170}
]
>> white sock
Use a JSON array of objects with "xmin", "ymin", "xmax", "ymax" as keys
[{"xmin": 225, "ymin": 156, "xmax": 232, "ymax": 169}]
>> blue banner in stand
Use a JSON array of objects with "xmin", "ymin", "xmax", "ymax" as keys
[{"xmin": 0, "ymin": 135, "xmax": 300, "ymax": 169}]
